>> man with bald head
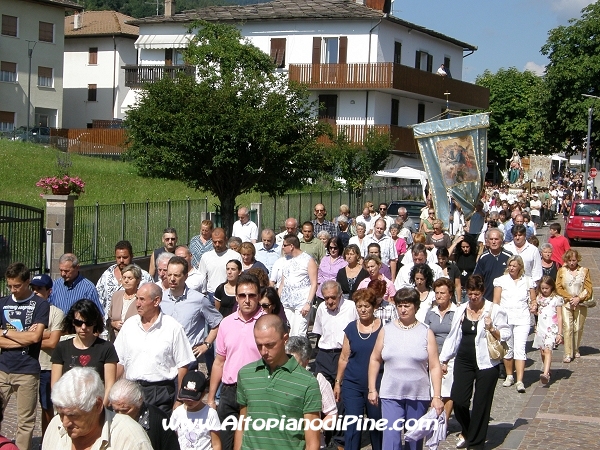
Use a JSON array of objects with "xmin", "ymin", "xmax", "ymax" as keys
[
  {"xmin": 232, "ymin": 207, "xmax": 258, "ymax": 243},
  {"xmin": 235, "ymin": 314, "xmax": 321, "ymax": 450},
  {"xmin": 275, "ymin": 217, "xmax": 303, "ymax": 246},
  {"xmin": 504, "ymin": 212, "xmax": 533, "ymax": 242},
  {"xmin": 312, "ymin": 203, "xmax": 337, "ymax": 238},
  {"xmin": 175, "ymin": 245, "xmax": 202, "ymax": 291}
]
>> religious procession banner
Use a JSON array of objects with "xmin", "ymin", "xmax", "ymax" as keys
[
  {"xmin": 528, "ymin": 155, "xmax": 552, "ymax": 186},
  {"xmin": 412, "ymin": 113, "xmax": 490, "ymax": 230}
]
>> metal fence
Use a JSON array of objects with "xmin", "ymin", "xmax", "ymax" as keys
[
  {"xmin": 260, "ymin": 183, "xmax": 423, "ymax": 232},
  {"xmin": 73, "ymin": 198, "xmax": 210, "ymax": 265}
]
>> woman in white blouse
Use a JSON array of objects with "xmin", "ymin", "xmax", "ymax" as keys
[{"xmin": 493, "ymin": 255, "xmax": 536, "ymax": 393}]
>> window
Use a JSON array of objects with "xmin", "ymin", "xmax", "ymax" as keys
[
  {"xmin": 38, "ymin": 66, "xmax": 53, "ymax": 87},
  {"xmin": 394, "ymin": 42, "xmax": 402, "ymax": 65},
  {"xmin": 324, "ymin": 38, "xmax": 339, "ymax": 64},
  {"xmin": 391, "ymin": 99, "xmax": 399, "ymax": 126},
  {"xmin": 318, "ymin": 95, "xmax": 337, "ymax": 120},
  {"xmin": 88, "ymin": 84, "xmax": 97, "ymax": 102},
  {"xmin": 312, "ymin": 37, "xmax": 348, "ymax": 64},
  {"xmin": 415, "ymin": 51, "xmax": 433, "ymax": 72},
  {"xmin": 2, "ymin": 15, "xmax": 17, "ymax": 37},
  {"xmin": 270, "ymin": 38, "xmax": 286, "ymax": 68},
  {"xmin": 0, "ymin": 61, "xmax": 16, "ymax": 82},
  {"xmin": 39, "ymin": 21, "xmax": 54, "ymax": 43},
  {"xmin": 417, "ymin": 104, "xmax": 425, "ymax": 123},
  {"xmin": 89, "ymin": 48, "xmax": 98, "ymax": 65},
  {"xmin": 165, "ymin": 48, "xmax": 173, "ymax": 66},
  {"xmin": 0, "ymin": 111, "xmax": 15, "ymax": 131}
]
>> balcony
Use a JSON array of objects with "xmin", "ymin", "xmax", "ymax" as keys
[
  {"xmin": 289, "ymin": 63, "xmax": 489, "ymax": 109},
  {"xmin": 123, "ymin": 65, "xmax": 196, "ymax": 88},
  {"xmin": 318, "ymin": 124, "xmax": 418, "ymax": 154}
]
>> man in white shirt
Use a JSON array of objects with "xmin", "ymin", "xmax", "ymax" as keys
[
  {"xmin": 174, "ymin": 245, "xmax": 202, "ymax": 291},
  {"xmin": 197, "ymin": 228, "xmax": 242, "ymax": 304},
  {"xmin": 374, "ymin": 202, "xmax": 395, "ymax": 235},
  {"xmin": 503, "ymin": 224, "xmax": 542, "ymax": 284},
  {"xmin": 275, "ymin": 217, "xmax": 303, "ymax": 246},
  {"xmin": 395, "ymin": 244, "xmax": 443, "ymax": 290},
  {"xmin": 365, "ymin": 219, "xmax": 398, "ymax": 281},
  {"xmin": 355, "ymin": 207, "xmax": 375, "ymax": 235},
  {"xmin": 254, "ymin": 229, "xmax": 280, "ymax": 274},
  {"xmin": 231, "ymin": 207, "xmax": 258, "ymax": 243}
]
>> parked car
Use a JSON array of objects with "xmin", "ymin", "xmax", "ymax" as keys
[
  {"xmin": 30, "ymin": 127, "xmax": 51, "ymax": 144},
  {"xmin": 565, "ymin": 199, "xmax": 600, "ymax": 245},
  {"xmin": 387, "ymin": 200, "xmax": 426, "ymax": 230}
]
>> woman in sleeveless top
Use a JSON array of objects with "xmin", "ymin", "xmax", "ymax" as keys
[
  {"xmin": 556, "ymin": 249, "xmax": 593, "ymax": 362},
  {"xmin": 439, "ymin": 275, "xmax": 510, "ymax": 450},
  {"xmin": 334, "ymin": 289, "xmax": 383, "ymax": 450},
  {"xmin": 368, "ymin": 288, "xmax": 444, "ymax": 450}
]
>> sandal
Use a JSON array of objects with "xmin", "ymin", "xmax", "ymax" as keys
[
  {"xmin": 540, "ymin": 372, "xmax": 550, "ymax": 385},
  {"xmin": 575, "ymin": 352, "xmax": 581, "ymax": 358},
  {"xmin": 563, "ymin": 356, "xmax": 572, "ymax": 363}
]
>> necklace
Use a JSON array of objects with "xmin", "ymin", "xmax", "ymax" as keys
[
  {"xmin": 357, "ymin": 320, "xmax": 374, "ymax": 340},
  {"xmin": 466, "ymin": 306, "xmax": 483, "ymax": 330},
  {"xmin": 397, "ymin": 320, "xmax": 418, "ymax": 330},
  {"xmin": 123, "ymin": 293, "xmax": 137, "ymax": 301}
]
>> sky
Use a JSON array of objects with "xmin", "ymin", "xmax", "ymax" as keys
[{"xmin": 393, "ymin": 0, "xmax": 596, "ymax": 82}]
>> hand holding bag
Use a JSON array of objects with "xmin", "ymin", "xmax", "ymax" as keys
[{"xmin": 486, "ymin": 328, "xmax": 508, "ymax": 360}]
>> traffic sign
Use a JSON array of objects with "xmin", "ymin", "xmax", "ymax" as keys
[{"xmin": 591, "ymin": 168, "xmax": 597, "ymax": 178}]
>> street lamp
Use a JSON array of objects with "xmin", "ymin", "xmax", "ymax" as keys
[
  {"xmin": 582, "ymin": 94, "xmax": 598, "ymax": 199},
  {"xmin": 26, "ymin": 40, "xmax": 37, "ymax": 141}
]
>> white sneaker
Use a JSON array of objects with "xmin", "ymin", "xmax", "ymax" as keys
[
  {"xmin": 502, "ymin": 375, "xmax": 514, "ymax": 387},
  {"xmin": 516, "ymin": 381, "xmax": 526, "ymax": 393}
]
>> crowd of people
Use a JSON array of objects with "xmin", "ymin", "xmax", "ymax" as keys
[{"xmin": 0, "ymin": 185, "xmax": 594, "ymax": 450}]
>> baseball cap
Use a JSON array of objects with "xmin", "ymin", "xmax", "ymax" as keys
[
  {"xmin": 178, "ymin": 371, "xmax": 207, "ymax": 401},
  {"xmin": 30, "ymin": 274, "xmax": 53, "ymax": 289}
]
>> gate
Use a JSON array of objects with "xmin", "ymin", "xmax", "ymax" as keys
[{"xmin": 0, "ymin": 202, "xmax": 45, "ymax": 295}]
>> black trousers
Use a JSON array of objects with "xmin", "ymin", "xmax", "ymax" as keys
[
  {"xmin": 217, "ymin": 383, "xmax": 240, "ymax": 450},
  {"xmin": 451, "ymin": 358, "xmax": 500, "ymax": 450},
  {"xmin": 314, "ymin": 349, "xmax": 344, "ymax": 446},
  {"xmin": 139, "ymin": 379, "xmax": 176, "ymax": 416}
]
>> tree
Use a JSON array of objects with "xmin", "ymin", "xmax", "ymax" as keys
[
  {"xmin": 125, "ymin": 22, "xmax": 326, "ymax": 234},
  {"xmin": 475, "ymin": 68, "xmax": 547, "ymax": 162},
  {"xmin": 541, "ymin": 1, "xmax": 600, "ymax": 155},
  {"xmin": 327, "ymin": 128, "xmax": 392, "ymax": 210}
]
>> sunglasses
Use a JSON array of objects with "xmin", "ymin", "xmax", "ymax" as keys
[
  {"xmin": 379, "ymin": 207, "xmax": 387, "ymax": 211},
  {"xmin": 328, "ymin": 246, "xmax": 338, "ymax": 250},
  {"xmin": 73, "ymin": 318, "xmax": 94, "ymax": 327},
  {"xmin": 260, "ymin": 303, "xmax": 273, "ymax": 309},
  {"xmin": 237, "ymin": 293, "xmax": 258, "ymax": 300}
]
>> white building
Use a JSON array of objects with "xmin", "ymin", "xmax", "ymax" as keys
[
  {"xmin": 63, "ymin": 11, "xmax": 138, "ymax": 128},
  {"xmin": 123, "ymin": 0, "xmax": 488, "ymax": 161},
  {"xmin": 0, "ymin": 0, "xmax": 83, "ymax": 131}
]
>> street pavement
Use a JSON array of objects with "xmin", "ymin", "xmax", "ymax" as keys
[{"xmin": 3, "ymin": 218, "xmax": 600, "ymax": 449}]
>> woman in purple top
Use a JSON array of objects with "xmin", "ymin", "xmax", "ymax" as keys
[
  {"xmin": 367, "ymin": 288, "xmax": 444, "ymax": 450},
  {"xmin": 317, "ymin": 236, "xmax": 347, "ymax": 299}
]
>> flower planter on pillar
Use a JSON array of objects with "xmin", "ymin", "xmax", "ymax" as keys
[{"xmin": 42, "ymin": 194, "xmax": 79, "ymax": 279}]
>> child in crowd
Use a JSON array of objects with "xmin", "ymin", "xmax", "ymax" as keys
[
  {"xmin": 532, "ymin": 276, "xmax": 563, "ymax": 385},
  {"xmin": 170, "ymin": 371, "xmax": 221, "ymax": 450}
]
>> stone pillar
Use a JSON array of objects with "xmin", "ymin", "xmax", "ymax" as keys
[{"xmin": 42, "ymin": 194, "xmax": 78, "ymax": 279}]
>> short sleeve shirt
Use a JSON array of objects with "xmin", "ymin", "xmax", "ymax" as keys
[{"xmin": 51, "ymin": 337, "xmax": 118, "ymax": 381}]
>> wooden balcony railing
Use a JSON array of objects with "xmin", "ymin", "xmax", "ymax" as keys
[
  {"xmin": 289, "ymin": 63, "xmax": 489, "ymax": 109},
  {"xmin": 318, "ymin": 124, "xmax": 418, "ymax": 154},
  {"xmin": 123, "ymin": 65, "xmax": 196, "ymax": 88}
]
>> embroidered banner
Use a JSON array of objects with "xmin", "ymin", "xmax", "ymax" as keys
[{"xmin": 412, "ymin": 113, "xmax": 490, "ymax": 230}]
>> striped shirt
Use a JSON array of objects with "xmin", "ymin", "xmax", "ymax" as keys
[
  {"xmin": 49, "ymin": 274, "xmax": 105, "ymax": 316},
  {"xmin": 237, "ymin": 356, "xmax": 322, "ymax": 450}
]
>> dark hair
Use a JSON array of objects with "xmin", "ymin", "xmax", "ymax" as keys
[
  {"xmin": 5, "ymin": 262, "xmax": 30, "ymax": 282},
  {"xmin": 409, "ymin": 263, "xmax": 434, "ymax": 290},
  {"xmin": 511, "ymin": 224, "xmax": 527, "ymax": 236},
  {"xmin": 260, "ymin": 286, "xmax": 283, "ymax": 315},
  {"xmin": 367, "ymin": 242, "xmax": 381, "ymax": 252},
  {"xmin": 326, "ymin": 236, "xmax": 345, "ymax": 255},
  {"xmin": 465, "ymin": 274, "xmax": 485, "ymax": 293},
  {"xmin": 114, "ymin": 240, "xmax": 133, "ymax": 255},
  {"xmin": 163, "ymin": 227, "xmax": 177, "ymax": 235},
  {"xmin": 245, "ymin": 267, "xmax": 269, "ymax": 288},
  {"xmin": 168, "ymin": 256, "xmax": 189, "ymax": 276},
  {"xmin": 62, "ymin": 299, "xmax": 104, "ymax": 334},
  {"xmin": 226, "ymin": 259, "xmax": 242, "ymax": 271},
  {"xmin": 528, "ymin": 236, "xmax": 539, "ymax": 247},
  {"xmin": 411, "ymin": 243, "xmax": 427, "ymax": 257},
  {"xmin": 433, "ymin": 277, "xmax": 454, "ymax": 293},
  {"xmin": 549, "ymin": 222, "xmax": 561, "ymax": 233},
  {"xmin": 367, "ymin": 279, "xmax": 387, "ymax": 298},
  {"xmin": 284, "ymin": 234, "xmax": 301, "ymax": 249},
  {"xmin": 352, "ymin": 288, "xmax": 377, "ymax": 306},
  {"xmin": 436, "ymin": 247, "xmax": 450, "ymax": 258},
  {"xmin": 344, "ymin": 244, "xmax": 361, "ymax": 258},
  {"xmin": 393, "ymin": 288, "xmax": 421, "ymax": 310},
  {"xmin": 301, "ymin": 221, "xmax": 314, "ymax": 230},
  {"xmin": 236, "ymin": 273, "xmax": 260, "ymax": 294}
]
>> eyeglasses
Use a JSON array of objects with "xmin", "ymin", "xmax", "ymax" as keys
[
  {"xmin": 260, "ymin": 303, "xmax": 273, "ymax": 309},
  {"xmin": 323, "ymin": 295, "xmax": 339, "ymax": 300},
  {"xmin": 237, "ymin": 293, "xmax": 258, "ymax": 300},
  {"xmin": 429, "ymin": 212, "xmax": 435, "ymax": 215},
  {"xmin": 328, "ymin": 246, "xmax": 338, "ymax": 250},
  {"xmin": 379, "ymin": 207, "xmax": 387, "ymax": 211},
  {"xmin": 73, "ymin": 318, "xmax": 94, "ymax": 327}
]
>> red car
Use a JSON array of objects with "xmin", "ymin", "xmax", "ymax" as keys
[{"xmin": 565, "ymin": 199, "xmax": 600, "ymax": 244}]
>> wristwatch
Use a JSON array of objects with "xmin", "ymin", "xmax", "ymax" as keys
[
  {"xmin": 2, "ymin": 329, "xmax": 8, "ymax": 337},
  {"xmin": 203, "ymin": 341, "xmax": 212, "ymax": 349}
]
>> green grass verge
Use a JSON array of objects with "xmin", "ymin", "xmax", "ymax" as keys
[{"xmin": 0, "ymin": 140, "xmax": 263, "ymax": 208}]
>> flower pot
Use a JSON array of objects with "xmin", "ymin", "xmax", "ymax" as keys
[{"xmin": 51, "ymin": 186, "xmax": 71, "ymax": 195}]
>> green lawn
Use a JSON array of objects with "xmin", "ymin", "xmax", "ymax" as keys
[{"xmin": 0, "ymin": 140, "xmax": 262, "ymax": 208}]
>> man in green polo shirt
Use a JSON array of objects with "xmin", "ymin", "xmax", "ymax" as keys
[
  {"xmin": 300, "ymin": 221, "xmax": 326, "ymax": 264},
  {"xmin": 235, "ymin": 315, "xmax": 322, "ymax": 450}
]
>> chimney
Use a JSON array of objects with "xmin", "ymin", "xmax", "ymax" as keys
[
  {"xmin": 365, "ymin": 0, "xmax": 391, "ymax": 14},
  {"xmin": 165, "ymin": 0, "xmax": 174, "ymax": 17},
  {"xmin": 73, "ymin": 13, "xmax": 82, "ymax": 30}
]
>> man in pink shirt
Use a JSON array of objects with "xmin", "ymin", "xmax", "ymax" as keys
[
  {"xmin": 206, "ymin": 273, "xmax": 264, "ymax": 450},
  {"xmin": 548, "ymin": 223, "xmax": 570, "ymax": 267}
]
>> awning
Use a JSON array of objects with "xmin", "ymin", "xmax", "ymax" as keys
[{"xmin": 135, "ymin": 34, "xmax": 193, "ymax": 49}]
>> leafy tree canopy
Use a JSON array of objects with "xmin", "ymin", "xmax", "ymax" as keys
[
  {"xmin": 475, "ymin": 67, "xmax": 547, "ymax": 161},
  {"xmin": 541, "ymin": 1, "xmax": 600, "ymax": 155},
  {"xmin": 124, "ymin": 22, "xmax": 326, "ymax": 234}
]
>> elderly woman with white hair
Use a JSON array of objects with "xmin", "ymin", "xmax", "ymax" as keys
[
  {"xmin": 540, "ymin": 243, "xmax": 558, "ymax": 279},
  {"xmin": 42, "ymin": 367, "xmax": 152, "ymax": 450},
  {"xmin": 109, "ymin": 379, "xmax": 180, "ymax": 450}
]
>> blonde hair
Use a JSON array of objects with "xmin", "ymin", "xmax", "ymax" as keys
[{"xmin": 504, "ymin": 255, "xmax": 525, "ymax": 278}]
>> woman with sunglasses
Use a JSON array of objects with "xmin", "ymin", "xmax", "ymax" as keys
[
  {"xmin": 259, "ymin": 286, "xmax": 288, "ymax": 326},
  {"xmin": 317, "ymin": 236, "xmax": 347, "ymax": 301},
  {"xmin": 214, "ymin": 260, "xmax": 242, "ymax": 318},
  {"xmin": 419, "ymin": 209, "xmax": 436, "ymax": 235},
  {"xmin": 51, "ymin": 299, "xmax": 118, "ymax": 406}
]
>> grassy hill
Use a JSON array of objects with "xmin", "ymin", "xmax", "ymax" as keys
[{"xmin": 0, "ymin": 140, "xmax": 260, "ymax": 208}]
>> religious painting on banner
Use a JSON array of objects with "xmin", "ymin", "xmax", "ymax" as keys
[
  {"xmin": 528, "ymin": 155, "xmax": 552, "ymax": 186},
  {"xmin": 412, "ymin": 113, "xmax": 490, "ymax": 230}
]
